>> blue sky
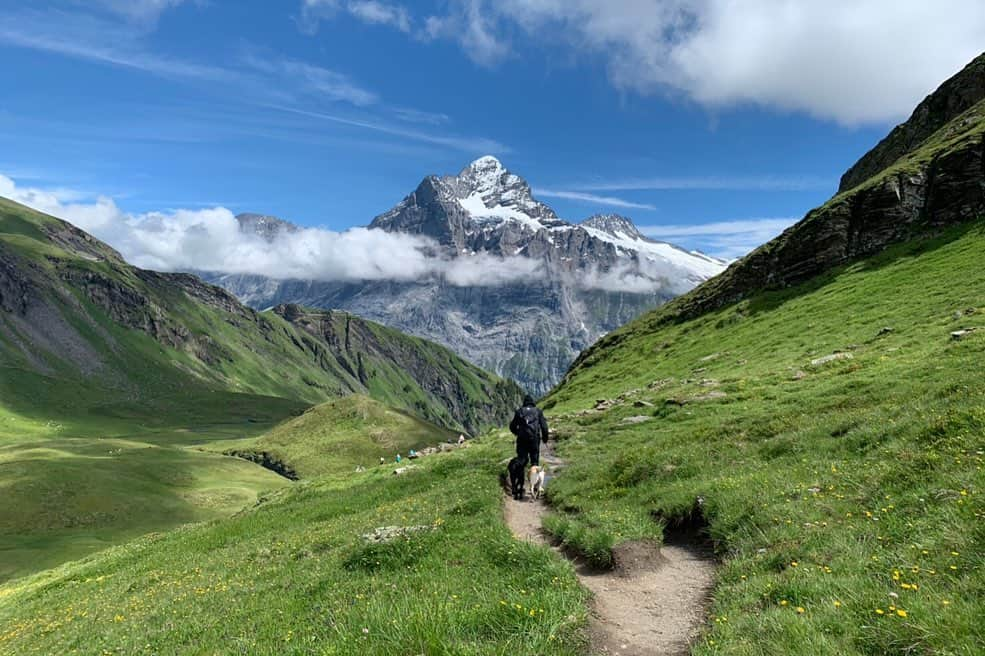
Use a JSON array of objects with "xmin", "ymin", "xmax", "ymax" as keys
[{"xmin": 1, "ymin": 1, "xmax": 984, "ymax": 261}]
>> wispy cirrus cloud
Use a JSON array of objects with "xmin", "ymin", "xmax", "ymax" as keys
[
  {"xmin": 578, "ymin": 175, "xmax": 832, "ymax": 193},
  {"xmin": 641, "ymin": 217, "xmax": 798, "ymax": 260},
  {"xmin": 0, "ymin": 9, "xmax": 233, "ymax": 82},
  {"xmin": 241, "ymin": 53, "xmax": 378, "ymax": 106},
  {"xmin": 267, "ymin": 104, "xmax": 510, "ymax": 154},
  {"xmin": 0, "ymin": 7, "xmax": 505, "ymax": 156},
  {"xmin": 391, "ymin": 107, "xmax": 451, "ymax": 126},
  {"xmin": 533, "ymin": 188, "xmax": 655, "ymax": 211},
  {"xmin": 87, "ymin": 0, "xmax": 191, "ymax": 25}
]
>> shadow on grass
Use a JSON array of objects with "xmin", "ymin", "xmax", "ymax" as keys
[{"xmin": 737, "ymin": 220, "xmax": 984, "ymax": 319}]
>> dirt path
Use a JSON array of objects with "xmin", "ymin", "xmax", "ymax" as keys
[{"xmin": 503, "ymin": 447, "xmax": 716, "ymax": 656}]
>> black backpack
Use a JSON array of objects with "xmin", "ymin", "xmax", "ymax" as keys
[{"xmin": 517, "ymin": 406, "xmax": 541, "ymax": 441}]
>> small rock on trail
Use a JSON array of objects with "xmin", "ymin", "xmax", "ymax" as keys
[{"xmin": 503, "ymin": 444, "xmax": 716, "ymax": 656}]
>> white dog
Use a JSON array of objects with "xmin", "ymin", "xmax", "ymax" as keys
[{"xmin": 528, "ymin": 465, "xmax": 546, "ymax": 499}]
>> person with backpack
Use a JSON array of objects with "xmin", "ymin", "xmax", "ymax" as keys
[{"xmin": 509, "ymin": 394, "xmax": 549, "ymax": 468}]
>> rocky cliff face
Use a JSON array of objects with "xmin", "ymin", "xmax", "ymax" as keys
[
  {"xmin": 208, "ymin": 158, "xmax": 726, "ymax": 395},
  {"xmin": 657, "ymin": 54, "xmax": 985, "ymax": 324},
  {"xmin": 839, "ymin": 53, "xmax": 985, "ymax": 192}
]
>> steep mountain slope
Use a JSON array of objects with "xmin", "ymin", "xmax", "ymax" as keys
[
  {"xmin": 0, "ymin": 197, "xmax": 519, "ymax": 436},
  {"xmin": 0, "ymin": 198, "xmax": 521, "ymax": 580},
  {"xmin": 208, "ymin": 158, "xmax": 726, "ymax": 395},
  {"xmin": 654, "ymin": 52, "xmax": 985, "ymax": 325}
]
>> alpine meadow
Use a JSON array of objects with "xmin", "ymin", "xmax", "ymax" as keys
[{"xmin": 1, "ymin": 4, "xmax": 985, "ymax": 656}]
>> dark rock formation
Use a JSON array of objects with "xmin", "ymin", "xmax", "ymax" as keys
[{"xmin": 839, "ymin": 52, "xmax": 985, "ymax": 192}]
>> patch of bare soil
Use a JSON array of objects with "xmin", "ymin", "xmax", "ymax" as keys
[{"xmin": 503, "ymin": 446, "xmax": 716, "ymax": 656}]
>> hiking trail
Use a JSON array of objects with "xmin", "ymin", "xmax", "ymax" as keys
[{"xmin": 503, "ymin": 445, "xmax": 716, "ymax": 656}]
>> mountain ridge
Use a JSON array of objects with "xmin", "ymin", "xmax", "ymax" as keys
[
  {"xmin": 213, "ymin": 158, "xmax": 727, "ymax": 394},
  {"xmin": 0, "ymin": 197, "xmax": 521, "ymax": 435}
]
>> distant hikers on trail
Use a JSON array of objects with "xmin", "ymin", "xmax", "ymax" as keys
[
  {"xmin": 458, "ymin": 434, "xmax": 466, "ymax": 446},
  {"xmin": 508, "ymin": 394, "xmax": 549, "ymax": 500}
]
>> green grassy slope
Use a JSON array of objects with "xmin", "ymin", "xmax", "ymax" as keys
[
  {"xmin": 540, "ymin": 222, "xmax": 985, "ymax": 654},
  {"xmin": 206, "ymin": 395, "xmax": 459, "ymax": 478},
  {"xmin": 0, "ymin": 198, "xmax": 520, "ymax": 582},
  {"xmin": 276, "ymin": 305, "xmax": 524, "ymax": 435},
  {"xmin": 0, "ymin": 196, "xmax": 520, "ymax": 438},
  {"xmin": 0, "ymin": 438, "xmax": 589, "ymax": 656}
]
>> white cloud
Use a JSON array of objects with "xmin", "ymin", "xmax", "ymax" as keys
[
  {"xmin": 347, "ymin": 1, "xmax": 411, "ymax": 32},
  {"xmin": 1, "ymin": 173, "xmax": 704, "ymax": 293},
  {"xmin": 423, "ymin": 0, "xmax": 510, "ymax": 67},
  {"xmin": 444, "ymin": 252, "xmax": 544, "ymax": 286},
  {"xmin": 533, "ymin": 188, "xmax": 655, "ymax": 210},
  {"xmin": 426, "ymin": 0, "xmax": 985, "ymax": 125},
  {"xmin": 641, "ymin": 217, "xmax": 798, "ymax": 260},
  {"xmin": 300, "ymin": 0, "xmax": 413, "ymax": 34},
  {"xmin": 0, "ymin": 174, "xmax": 541, "ymax": 287}
]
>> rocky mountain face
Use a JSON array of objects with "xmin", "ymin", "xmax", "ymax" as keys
[
  {"xmin": 209, "ymin": 157, "xmax": 726, "ymax": 395},
  {"xmin": 839, "ymin": 53, "xmax": 985, "ymax": 192},
  {"xmin": 0, "ymin": 198, "xmax": 521, "ymax": 434},
  {"xmin": 650, "ymin": 52, "xmax": 985, "ymax": 325},
  {"xmin": 236, "ymin": 213, "xmax": 299, "ymax": 241}
]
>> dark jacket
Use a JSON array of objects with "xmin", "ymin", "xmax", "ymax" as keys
[{"xmin": 509, "ymin": 403, "xmax": 549, "ymax": 444}]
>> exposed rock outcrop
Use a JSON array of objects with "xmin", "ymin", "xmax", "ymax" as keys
[{"xmin": 839, "ymin": 53, "xmax": 985, "ymax": 192}]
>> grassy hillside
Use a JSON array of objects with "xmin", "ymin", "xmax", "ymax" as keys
[
  {"xmin": 0, "ymin": 196, "xmax": 521, "ymax": 438},
  {"xmin": 540, "ymin": 222, "xmax": 985, "ymax": 654},
  {"xmin": 6, "ymin": 226, "xmax": 981, "ymax": 654},
  {"xmin": 206, "ymin": 395, "xmax": 459, "ymax": 478},
  {"xmin": 0, "ymin": 438, "xmax": 589, "ymax": 656},
  {"xmin": 0, "ymin": 197, "xmax": 520, "ymax": 581}
]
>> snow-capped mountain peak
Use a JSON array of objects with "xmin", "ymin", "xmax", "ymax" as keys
[
  {"xmin": 580, "ymin": 214, "xmax": 645, "ymax": 241},
  {"xmin": 451, "ymin": 155, "xmax": 558, "ymax": 226}
]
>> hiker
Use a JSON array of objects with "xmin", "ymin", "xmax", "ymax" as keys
[
  {"xmin": 396, "ymin": 453, "xmax": 402, "ymax": 463},
  {"xmin": 379, "ymin": 456, "xmax": 385, "ymax": 466},
  {"xmin": 509, "ymin": 394, "xmax": 549, "ymax": 468},
  {"xmin": 457, "ymin": 434, "xmax": 465, "ymax": 446}
]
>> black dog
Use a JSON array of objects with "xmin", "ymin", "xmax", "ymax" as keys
[{"xmin": 507, "ymin": 457, "xmax": 526, "ymax": 500}]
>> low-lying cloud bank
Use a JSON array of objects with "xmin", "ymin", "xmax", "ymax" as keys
[{"xmin": 1, "ymin": 174, "xmax": 682, "ymax": 294}]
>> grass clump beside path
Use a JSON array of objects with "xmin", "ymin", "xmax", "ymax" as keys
[
  {"xmin": 542, "ymin": 222, "xmax": 985, "ymax": 655},
  {"xmin": 0, "ymin": 438, "xmax": 588, "ymax": 656}
]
